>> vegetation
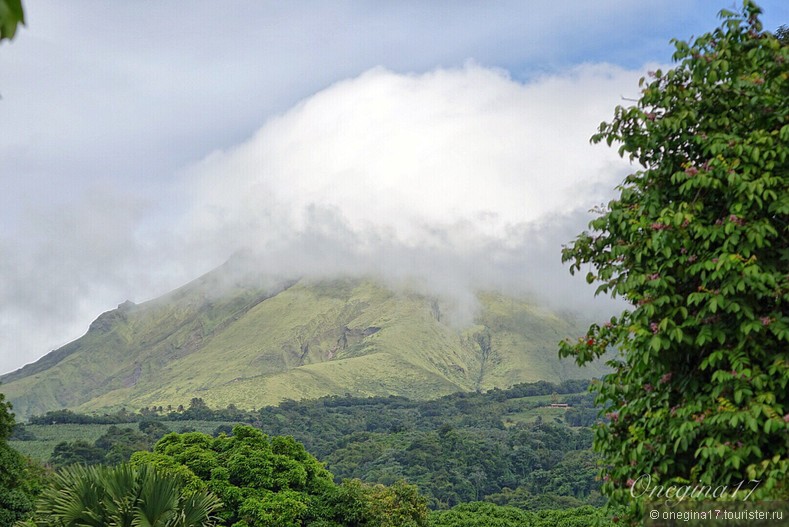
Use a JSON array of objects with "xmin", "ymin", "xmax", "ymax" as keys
[
  {"xmin": 0, "ymin": 0, "xmax": 24, "ymax": 42},
  {"xmin": 28, "ymin": 408, "xmax": 141, "ymax": 425},
  {"xmin": 0, "ymin": 390, "xmax": 38, "ymax": 526},
  {"xmin": 132, "ymin": 425, "xmax": 429, "ymax": 527},
  {"xmin": 776, "ymin": 24, "xmax": 788, "ymax": 44},
  {"xmin": 47, "ymin": 421, "xmax": 172, "ymax": 468},
  {"xmin": 0, "ymin": 276, "xmax": 601, "ymax": 420},
  {"xmin": 427, "ymin": 502, "xmax": 616, "ymax": 527},
  {"xmin": 23, "ymin": 463, "xmax": 222, "ymax": 527},
  {"xmin": 3, "ymin": 383, "xmax": 614, "ymax": 525},
  {"xmin": 10, "ymin": 3, "xmax": 783, "ymax": 525},
  {"xmin": 561, "ymin": 1, "xmax": 789, "ymax": 523},
  {"xmin": 11, "ymin": 422, "xmax": 241, "ymax": 464},
  {"xmin": 254, "ymin": 385, "xmax": 600, "ymax": 509},
  {"xmin": 12, "ymin": 381, "xmax": 604, "ymax": 513}
]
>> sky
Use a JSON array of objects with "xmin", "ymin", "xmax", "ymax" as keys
[{"xmin": 1, "ymin": 1, "xmax": 788, "ymax": 375}]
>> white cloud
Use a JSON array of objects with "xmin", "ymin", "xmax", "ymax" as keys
[
  {"xmin": 175, "ymin": 63, "xmax": 640, "ymax": 318},
  {"xmin": 0, "ymin": 60, "xmax": 644, "ymax": 375},
  {"xmin": 188, "ymin": 64, "xmax": 638, "ymax": 244}
]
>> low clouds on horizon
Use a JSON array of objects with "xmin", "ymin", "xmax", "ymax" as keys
[{"xmin": 2, "ymin": 62, "xmax": 642, "ymax": 374}]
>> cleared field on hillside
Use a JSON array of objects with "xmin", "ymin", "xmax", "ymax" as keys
[{"xmin": 10, "ymin": 420, "xmax": 241, "ymax": 461}]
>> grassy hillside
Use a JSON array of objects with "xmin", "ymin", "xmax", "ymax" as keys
[{"xmin": 1, "ymin": 262, "xmax": 607, "ymax": 419}]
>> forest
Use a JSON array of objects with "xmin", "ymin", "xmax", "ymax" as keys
[{"xmin": 3, "ymin": 381, "xmax": 616, "ymax": 526}]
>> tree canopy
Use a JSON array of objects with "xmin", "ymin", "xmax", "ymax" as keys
[
  {"xmin": 0, "ymin": 391, "xmax": 38, "ymax": 526},
  {"xmin": 132, "ymin": 425, "xmax": 429, "ymax": 527},
  {"xmin": 561, "ymin": 1, "xmax": 788, "ymax": 523}
]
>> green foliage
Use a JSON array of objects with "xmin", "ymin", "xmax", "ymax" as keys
[
  {"xmin": 29, "ymin": 408, "xmax": 139, "ymax": 425},
  {"xmin": 776, "ymin": 24, "xmax": 788, "ymax": 45},
  {"xmin": 0, "ymin": 0, "xmax": 23, "ymax": 42},
  {"xmin": 9, "ymin": 386, "xmax": 608, "ymax": 521},
  {"xmin": 9, "ymin": 420, "xmax": 240, "ymax": 462},
  {"xmin": 182, "ymin": 399, "xmax": 214, "ymax": 421},
  {"xmin": 560, "ymin": 1, "xmax": 789, "ymax": 522},
  {"xmin": 427, "ymin": 502, "xmax": 616, "ymax": 527},
  {"xmin": 48, "ymin": 422, "xmax": 172, "ymax": 468},
  {"xmin": 26, "ymin": 463, "xmax": 221, "ymax": 527},
  {"xmin": 49, "ymin": 440, "xmax": 106, "ymax": 468},
  {"xmin": 0, "ymin": 390, "xmax": 39, "ymax": 526},
  {"xmin": 140, "ymin": 419, "xmax": 173, "ymax": 441},
  {"xmin": 13, "ymin": 382, "xmax": 602, "ymax": 513},
  {"xmin": 8, "ymin": 425, "xmax": 35, "ymax": 442},
  {"xmin": 250, "ymin": 382, "xmax": 601, "ymax": 509},
  {"xmin": 0, "ymin": 393, "xmax": 14, "ymax": 443},
  {"xmin": 363, "ymin": 480, "xmax": 429, "ymax": 527},
  {"xmin": 96, "ymin": 425, "xmax": 151, "ymax": 464},
  {"xmin": 136, "ymin": 425, "xmax": 429, "ymax": 527},
  {"xmin": 0, "ymin": 448, "xmax": 36, "ymax": 527}
]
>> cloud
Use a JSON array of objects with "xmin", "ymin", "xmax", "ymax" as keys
[
  {"xmin": 175, "ymin": 63, "xmax": 640, "ymax": 318},
  {"xmin": 0, "ymin": 188, "xmax": 153, "ymax": 372},
  {"xmin": 188, "ymin": 64, "xmax": 627, "ymax": 237},
  {"xmin": 0, "ymin": 61, "xmax": 644, "ymax": 375}
]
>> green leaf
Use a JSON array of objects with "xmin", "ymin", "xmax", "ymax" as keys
[{"xmin": 0, "ymin": 0, "xmax": 25, "ymax": 41}]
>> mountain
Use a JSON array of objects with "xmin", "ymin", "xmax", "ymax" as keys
[{"xmin": 1, "ymin": 258, "xmax": 607, "ymax": 419}]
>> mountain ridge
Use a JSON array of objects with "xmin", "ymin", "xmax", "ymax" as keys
[{"xmin": 1, "ymin": 260, "xmax": 607, "ymax": 419}]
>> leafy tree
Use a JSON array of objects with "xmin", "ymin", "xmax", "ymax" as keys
[
  {"xmin": 139, "ymin": 419, "xmax": 173, "ymax": 442},
  {"xmin": 0, "ymin": 390, "xmax": 38, "ymax": 526},
  {"xmin": 182, "ymin": 398, "xmax": 213, "ymax": 420},
  {"xmin": 28, "ymin": 408, "xmax": 142, "ymax": 425},
  {"xmin": 49, "ymin": 440, "xmax": 105, "ymax": 468},
  {"xmin": 49, "ymin": 424, "xmax": 161, "ymax": 468},
  {"xmin": 95, "ymin": 425, "xmax": 151, "ymax": 464},
  {"xmin": 21, "ymin": 381, "xmax": 603, "ymax": 512},
  {"xmin": 0, "ymin": 395, "xmax": 14, "ymax": 443},
  {"xmin": 0, "ymin": 0, "xmax": 23, "ymax": 42},
  {"xmin": 26, "ymin": 463, "xmax": 221, "ymax": 527},
  {"xmin": 776, "ymin": 24, "xmax": 788, "ymax": 45},
  {"xmin": 211, "ymin": 424, "xmax": 235, "ymax": 437},
  {"xmin": 560, "ymin": 1, "xmax": 789, "ymax": 522},
  {"xmin": 8, "ymin": 424, "xmax": 35, "ymax": 441},
  {"xmin": 365, "ymin": 480, "xmax": 429, "ymax": 527},
  {"xmin": 563, "ymin": 406, "xmax": 598, "ymax": 427},
  {"xmin": 133, "ymin": 425, "xmax": 429, "ymax": 526}
]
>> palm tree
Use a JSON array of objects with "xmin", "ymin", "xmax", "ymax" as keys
[{"xmin": 26, "ymin": 463, "xmax": 221, "ymax": 527}]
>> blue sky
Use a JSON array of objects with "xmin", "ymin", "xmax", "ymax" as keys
[{"xmin": 1, "ymin": 1, "xmax": 787, "ymax": 374}]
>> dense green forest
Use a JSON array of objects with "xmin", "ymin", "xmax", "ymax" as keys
[
  {"xmin": 253, "ymin": 382, "xmax": 601, "ymax": 509},
  {"xmin": 13, "ymin": 380, "xmax": 603, "ymax": 511},
  {"xmin": 3, "ymin": 381, "xmax": 616, "ymax": 526}
]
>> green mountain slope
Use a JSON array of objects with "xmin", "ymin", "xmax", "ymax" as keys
[{"xmin": 1, "ymin": 262, "xmax": 607, "ymax": 419}]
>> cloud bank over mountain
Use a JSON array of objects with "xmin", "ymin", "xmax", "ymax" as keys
[
  {"xmin": 2, "ymin": 60, "xmax": 646, "ymax": 374},
  {"xmin": 177, "ymin": 64, "xmax": 638, "ymax": 318}
]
